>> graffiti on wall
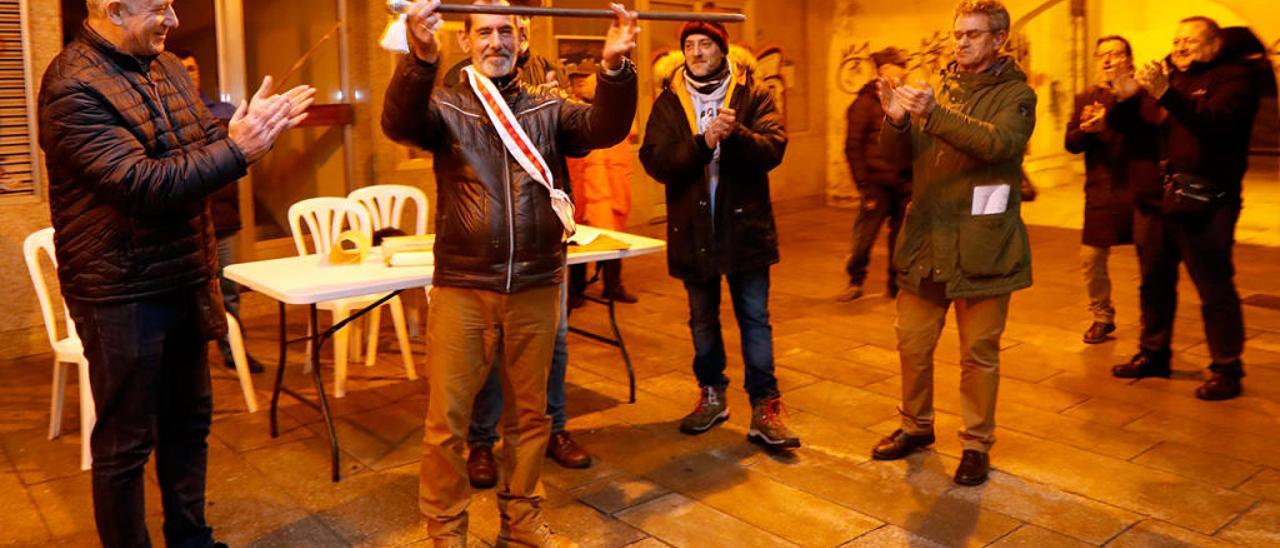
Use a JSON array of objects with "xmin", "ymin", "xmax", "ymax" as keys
[{"xmin": 837, "ymin": 31, "xmax": 951, "ymax": 95}]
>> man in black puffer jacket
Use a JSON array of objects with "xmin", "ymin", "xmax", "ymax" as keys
[
  {"xmin": 640, "ymin": 21, "xmax": 797, "ymax": 451},
  {"xmin": 37, "ymin": 1, "xmax": 313, "ymax": 546},
  {"xmin": 381, "ymin": 2, "xmax": 637, "ymax": 545}
]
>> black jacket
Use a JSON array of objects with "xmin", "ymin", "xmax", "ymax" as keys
[
  {"xmin": 1161, "ymin": 55, "xmax": 1261, "ymax": 198},
  {"xmin": 640, "ymin": 70, "xmax": 787, "ymax": 282},
  {"xmin": 382, "ymin": 55, "xmax": 636, "ymax": 293},
  {"xmin": 1064, "ymin": 86, "xmax": 1161, "ymax": 245},
  {"xmin": 38, "ymin": 26, "xmax": 246, "ymax": 335},
  {"xmin": 845, "ymin": 81, "xmax": 909, "ymax": 190}
]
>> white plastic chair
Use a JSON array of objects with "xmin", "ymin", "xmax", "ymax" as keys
[
  {"xmin": 287, "ymin": 197, "xmax": 417, "ymax": 398},
  {"xmin": 224, "ymin": 313, "xmax": 259, "ymax": 412},
  {"xmin": 348, "ymin": 184, "xmax": 428, "ymax": 237},
  {"xmin": 23, "ymin": 228, "xmax": 94, "ymax": 471},
  {"xmin": 348, "ymin": 184, "xmax": 431, "ymax": 344}
]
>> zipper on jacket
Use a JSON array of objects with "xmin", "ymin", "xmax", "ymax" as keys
[
  {"xmin": 504, "ymin": 159, "xmax": 516, "ymax": 292},
  {"xmin": 140, "ymin": 73, "xmax": 177, "ymax": 135}
]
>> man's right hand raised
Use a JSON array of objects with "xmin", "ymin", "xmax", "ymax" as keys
[
  {"xmin": 228, "ymin": 76, "xmax": 317, "ymax": 164},
  {"xmin": 406, "ymin": 0, "xmax": 443, "ymax": 64}
]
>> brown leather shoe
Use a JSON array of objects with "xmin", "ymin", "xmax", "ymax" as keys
[
  {"xmin": 1112, "ymin": 350, "xmax": 1171, "ymax": 379},
  {"xmin": 1082, "ymin": 321, "xmax": 1116, "ymax": 344},
  {"xmin": 546, "ymin": 431, "xmax": 592, "ymax": 469},
  {"xmin": 953, "ymin": 450, "xmax": 990, "ymax": 486},
  {"xmin": 1196, "ymin": 364, "xmax": 1243, "ymax": 401},
  {"xmin": 467, "ymin": 445, "xmax": 497, "ymax": 489},
  {"xmin": 871, "ymin": 429, "xmax": 935, "ymax": 460}
]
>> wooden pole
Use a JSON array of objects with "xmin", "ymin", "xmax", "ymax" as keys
[{"xmin": 386, "ymin": 0, "xmax": 746, "ymax": 23}]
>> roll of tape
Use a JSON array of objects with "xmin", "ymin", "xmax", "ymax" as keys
[{"xmin": 328, "ymin": 230, "xmax": 371, "ymax": 265}]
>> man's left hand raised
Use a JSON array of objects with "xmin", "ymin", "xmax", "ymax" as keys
[{"xmin": 602, "ymin": 3, "xmax": 639, "ymax": 71}]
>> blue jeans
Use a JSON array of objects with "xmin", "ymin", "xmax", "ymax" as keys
[
  {"xmin": 683, "ymin": 267, "xmax": 780, "ymax": 405},
  {"xmin": 468, "ymin": 279, "xmax": 569, "ymax": 447}
]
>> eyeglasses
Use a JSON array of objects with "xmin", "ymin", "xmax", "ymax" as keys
[
  {"xmin": 952, "ymin": 29, "xmax": 994, "ymax": 42},
  {"xmin": 1094, "ymin": 50, "xmax": 1128, "ymax": 60},
  {"xmin": 1172, "ymin": 37, "xmax": 1205, "ymax": 47}
]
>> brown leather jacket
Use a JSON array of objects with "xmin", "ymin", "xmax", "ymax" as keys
[
  {"xmin": 382, "ymin": 55, "xmax": 637, "ymax": 293},
  {"xmin": 38, "ymin": 25, "xmax": 246, "ymax": 337}
]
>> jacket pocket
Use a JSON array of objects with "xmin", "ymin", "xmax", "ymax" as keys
[{"xmin": 956, "ymin": 215, "xmax": 1022, "ymax": 277}]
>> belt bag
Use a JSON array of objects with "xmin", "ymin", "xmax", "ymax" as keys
[
  {"xmin": 463, "ymin": 66, "xmax": 577, "ymax": 240},
  {"xmin": 1162, "ymin": 172, "xmax": 1224, "ymax": 216}
]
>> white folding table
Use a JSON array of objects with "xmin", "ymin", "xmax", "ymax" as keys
[{"xmin": 224, "ymin": 227, "xmax": 664, "ymax": 481}]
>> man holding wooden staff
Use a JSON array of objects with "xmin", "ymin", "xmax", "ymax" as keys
[{"xmin": 381, "ymin": 1, "xmax": 637, "ymax": 545}]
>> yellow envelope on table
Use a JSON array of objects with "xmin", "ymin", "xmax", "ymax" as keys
[
  {"xmin": 570, "ymin": 234, "xmax": 632, "ymax": 253},
  {"xmin": 328, "ymin": 230, "xmax": 371, "ymax": 265}
]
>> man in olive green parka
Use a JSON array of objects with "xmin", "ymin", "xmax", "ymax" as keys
[{"xmin": 868, "ymin": 0, "xmax": 1035, "ymax": 487}]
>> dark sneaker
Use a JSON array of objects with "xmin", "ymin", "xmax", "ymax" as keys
[
  {"xmin": 546, "ymin": 431, "xmax": 592, "ymax": 469},
  {"xmin": 1082, "ymin": 321, "xmax": 1116, "ymax": 344},
  {"xmin": 497, "ymin": 522, "xmax": 578, "ymax": 548},
  {"xmin": 835, "ymin": 284, "xmax": 864, "ymax": 302},
  {"xmin": 887, "ymin": 285, "xmax": 899, "ymax": 299},
  {"xmin": 1196, "ymin": 362, "xmax": 1243, "ymax": 400},
  {"xmin": 871, "ymin": 428, "xmax": 936, "ymax": 460},
  {"xmin": 1112, "ymin": 350, "xmax": 1171, "ymax": 379},
  {"xmin": 953, "ymin": 449, "xmax": 990, "ymax": 486},
  {"xmin": 748, "ymin": 397, "xmax": 801, "ymax": 450},
  {"xmin": 466, "ymin": 445, "xmax": 497, "ymax": 489},
  {"xmin": 679, "ymin": 386, "xmax": 729, "ymax": 435},
  {"xmin": 568, "ymin": 293, "xmax": 587, "ymax": 310}
]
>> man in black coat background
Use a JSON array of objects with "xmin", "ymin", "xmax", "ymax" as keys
[{"xmin": 838, "ymin": 46, "xmax": 913, "ymax": 302}]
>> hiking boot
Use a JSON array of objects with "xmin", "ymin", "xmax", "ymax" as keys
[
  {"xmin": 747, "ymin": 396, "xmax": 801, "ymax": 450},
  {"xmin": 835, "ymin": 284, "xmax": 864, "ymax": 302},
  {"xmin": 496, "ymin": 522, "xmax": 578, "ymax": 548},
  {"xmin": 679, "ymin": 386, "xmax": 729, "ymax": 435},
  {"xmin": 546, "ymin": 431, "xmax": 592, "ymax": 469},
  {"xmin": 466, "ymin": 445, "xmax": 497, "ymax": 489},
  {"xmin": 1082, "ymin": 321, "xmax": 1116, "ymax": 344},
  {"xmin": 1112, "ymin": 349, "xmax": 1171, "ymax": 379}
]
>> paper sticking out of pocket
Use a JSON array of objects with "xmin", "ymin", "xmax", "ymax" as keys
[
  {"xmin": 972, "ymin": 184, "xmax": 1011, "ymax": 215},
  {"xmin": 328, "ymin": 230, "xmax": 371, "ymax": 265}
]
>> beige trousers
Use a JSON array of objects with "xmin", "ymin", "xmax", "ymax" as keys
[
  {"xmin": 896, "ymin": 282, "xmax": 1011, "ymax": 452},
  {"xmin": 1081, "ymin": 245, "xmax": 1115, "ymax": 323},
  {"xmin": 418, "ymin": 285, "xmax": 560, "ymax": 544}
]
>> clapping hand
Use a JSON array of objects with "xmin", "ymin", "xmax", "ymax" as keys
[
  {"xmin": 877, "ymin": 76, "xmax": 907, "ymax": 124},
  {"xmin": 1111, "ymin": 72, "xmax": 1142, "ymax": 100},
  {"xmin": 1079, "ymin": 102, "xmax": 1106, "ymax": 133},
  {"xmin": 704, "ymin": 107, "xmax": 736, "ymax": 148},
  {"xmin": 894, "ymin": 80, "xmax": 937, "ymax": 120},
  {"xmin": 228, "ymin": 76, "xmax": 317, "ymax": 163},
  {"xmin": 602, "ymin": 3, "xmax": 639, "ymax": 71},
  {"xmin": 1136, "ymin": 60, "xmax": 1170, "ymax": 99}
]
